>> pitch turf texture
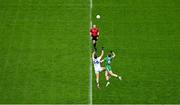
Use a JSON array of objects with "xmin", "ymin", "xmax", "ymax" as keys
[{"xmin": 0, "ymin": 0, "xmax": 179, "ymax": 104}]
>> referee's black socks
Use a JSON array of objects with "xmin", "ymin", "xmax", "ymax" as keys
[{"xmin": 93, "ymin": 43, "xmax": 96, "ymax": 49}]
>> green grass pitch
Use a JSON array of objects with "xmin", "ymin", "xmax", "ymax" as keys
[
  {"xmin": 0, "ymin": 0, "xmax": 180, "ymax": 104},
  {"xmin": 0, "ymin": 0, "xmax": 89, "ymax": 103}
]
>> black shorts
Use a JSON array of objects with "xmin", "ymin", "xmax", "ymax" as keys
[{"xmin": 92, "ymin": 36, "xmax": 98, "ymax": 41}]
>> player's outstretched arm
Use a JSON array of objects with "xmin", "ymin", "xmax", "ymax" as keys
[
  {"xmin": 111, "ymin": 51, "xmax": 116, "ymax": 58},
  {"xmin": 99, "ymin": 47, "xmax": 104, "ymax": 59},
  {"xmin": 100, "ymin": 59, "xmax": 104, "ymax": 63},
  {"xmin": 92, "ymin": 48, "xmax": 97, "ymax": 58},
  {"xmin": 92, "ymin": 51, "xmax": 95, "ymax": 58}
]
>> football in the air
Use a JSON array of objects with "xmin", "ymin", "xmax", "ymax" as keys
[{"xmin": 96, "ymin": 15, "xmax": 100, "ymax": 19}]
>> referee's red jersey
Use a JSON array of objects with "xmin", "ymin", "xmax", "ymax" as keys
[{"xmin": 90, "ymin": 28, "xmax": 99, "ymax": 37}]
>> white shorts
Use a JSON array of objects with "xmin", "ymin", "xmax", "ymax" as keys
[{"xmin": 94, "ymin": 67, "xmax": 102, "ymax": 74}]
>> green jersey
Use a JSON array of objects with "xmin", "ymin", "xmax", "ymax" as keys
[
  {"xmin": 104, "ymin": 56, "xmax": 113, "ymax": 71},
  {"xmin": 104, "ymin": 56, "xmax": 113, "ymax": 66}
]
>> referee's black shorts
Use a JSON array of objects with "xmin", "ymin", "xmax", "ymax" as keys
[{"xmin": 92, "ymin": 36, "xmax": 98, "ymax": 41}]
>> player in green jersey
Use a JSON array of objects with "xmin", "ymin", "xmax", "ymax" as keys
[{"xmin": 101, "ymin": 51, "xmax": 122, "ymax": 87}]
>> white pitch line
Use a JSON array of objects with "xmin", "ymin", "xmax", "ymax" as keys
[{"xmin": 89, "ymin": 0, "xmax": 93, "ymax": 104}]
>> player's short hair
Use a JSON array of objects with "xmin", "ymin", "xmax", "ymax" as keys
[
  {"xmin": 94, "ymin": 54, "xmax": 98, "ymax": 59},
  {"xmin": 108, "ymin": 53, "xmax": 112, "ymax": 57},
  {"xmin": 93, "ymin": 24, "xmax": 96, "ymax": 28}
]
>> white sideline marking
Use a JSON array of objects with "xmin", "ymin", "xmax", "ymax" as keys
[{"xmin": 89, "ymin": 0, "xmax": 93, "ymax": 104}]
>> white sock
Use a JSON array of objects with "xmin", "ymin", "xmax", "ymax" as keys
[{"xmin": 96, "ymin": 79, "xmax": 99, "ymax": 84}]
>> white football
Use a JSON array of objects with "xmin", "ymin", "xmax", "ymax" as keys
[{"xmin": 96, "ymin": 15, "xmax": 100, "ymax": 19}]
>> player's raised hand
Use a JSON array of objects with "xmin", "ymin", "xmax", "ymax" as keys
[
  {"xmin": 100, "ymin": 47, "xmax": 104, "ymax": 59},
  {"xmin": 111, "ymin": 51, "xmax": 116, "ymax": 58},
  {"xmin": 94, "ymin": 47, "xmax": 97, "ymax": 52},
  {"xmin": 102, "ymin": 47, "xmax": 104, "ymax": 51}
]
